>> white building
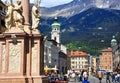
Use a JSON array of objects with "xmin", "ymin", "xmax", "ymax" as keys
[
  {"xmin": 112, "ymin": 45, "xmax": 120, "ymax": 70},
  {"xmin": 51, "ymin": 17, "xmax": 61, "ymax": 45},
  {"xmin": 44, "ymin": 40, "xmax": 59, "ymax": 68},
  {"xmin": 111, "ymin": 36, "xmax": 120, "ymax": 71},
  {"xmin": 70, "ymin": 51, "xmax": 90, "ymax": 72},
  {"xmin": 60, "ymin": 45, "xmax": 67, "ymax": 54},
  {"xmin": 44, "ymin": 17, "xmax": 68, "ymax": 74}
]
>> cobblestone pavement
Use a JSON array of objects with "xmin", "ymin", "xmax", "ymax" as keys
[{"xmin": 68, "ymin": 75, "xmax": 111, "ymax": 83}]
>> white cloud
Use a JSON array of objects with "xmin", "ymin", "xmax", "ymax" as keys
[
  {"xmin": 40, "ymin": 0, "xmax": 73, "ymax": 7},
  {"xmin": 1, "ymin": 0, "xmax": 73, "ymax": 7},
  {"xmin": 1, "ymin": 0, "xmax": 34, "ymax": 3}
]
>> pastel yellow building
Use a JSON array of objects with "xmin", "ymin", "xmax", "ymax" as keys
[{"xmin": 92, "ymin": 57, "xmax": 97, "ymax": 73}]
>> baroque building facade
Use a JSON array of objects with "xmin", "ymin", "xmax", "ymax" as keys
[
  {"xmin": 44, "ymin": 17, "xmax": 68, "ymax": 74},
  {"xmin": 70, "ymin": 51, "xmax": 90, "ymax": 72},
  {"xmin": 100, "ymin": 47, "xmax": 113, "ymax": 72}
]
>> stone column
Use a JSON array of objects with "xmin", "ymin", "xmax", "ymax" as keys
[
  {"xmin": 21, "ymin": 0, "xmax": 31, "ymax": 34},
  {"xmin": 21, "ymin": 0, "xmax": 30, "ymax": 25}
]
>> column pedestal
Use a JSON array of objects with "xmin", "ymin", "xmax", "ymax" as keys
[{"xmin": 0, "ymin": 27, "xmax": 48, "ymax": 83}]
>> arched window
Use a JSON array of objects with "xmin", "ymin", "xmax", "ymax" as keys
[{"xmin": 54, "ymin": 37, "xmax": 56, "ymax": 41}]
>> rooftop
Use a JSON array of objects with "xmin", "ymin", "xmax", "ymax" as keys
[
  {"xmin": 71, "ymin": 51, "xmax": 89, "ymax": 57},
  {"xmin": 101, "ymin": 47, "xmax": 112, "ymax": 52}
]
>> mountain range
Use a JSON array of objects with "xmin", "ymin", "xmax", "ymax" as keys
[
  {"xmin": 40, "ymin": 0, "xmax": 120, "ymax": 17},
  {"xmin": 39, "ymin": 0, "xmax": 120, "ymax": 55}
]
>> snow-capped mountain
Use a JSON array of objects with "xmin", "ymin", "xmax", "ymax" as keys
[
  {"xmin": 40, "ymin": 0, "xmax": 94, "ymax": 17},
  {"xmin": 109, "ymin": 0, "xmax": 120, "ymax": 10},
  {"xmin": 40, "ymin": 0, "xmax": 120, "ymax": 17},
  {"xmin": 39, "ymin": 0, "xmax": 120, "ymax": 55},
  {"xmin": 95, "ymin": 0, "xmax": 120, "ymax": 9}
]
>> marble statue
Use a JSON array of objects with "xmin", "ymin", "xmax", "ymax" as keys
[
  {"xmin": 32, "ymin": 0, "xmax": 40, "ymax": 30},
  {"xmin": 13, "ymin": 0, "xmax": 23, "ymax": 28},
  {"xmin": 5, "ymin": 0, "xmax": 23, "ymax": 29},
  {"xmin": 5, "ymin": 0, "xmax": 14, "ymax": 29}
]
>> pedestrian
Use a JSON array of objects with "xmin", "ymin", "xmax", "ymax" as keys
[
  {"xmin": 82, "ymin": 77, "xmax": 90, "ymax": 83},
  {"xmin": 83, "ymin": 71, "xmax": 88, "ymax": 81},
  {"xmin": 71, "ymin": 70, "xmax": 76, "ymax": 81},
  {"xmin": 79, "ymin": 74, "xmax": 82, "ymax": 82},
  {"xmin": 106, "ymin": 72, "xmax": 111, "ymax": 83},
  {"xmin": 97, "ymin": 71, "xmax": 103, "ymax": 83},
  {"xmin": 76, "ymin": 74, "xmax": 80, "ymax": 82},
  {"xmin": 81, "ymin": 70, "xmax": 84, "ymax": 81},
  {"xmin": 117, "ymin": 71, "xmax": 120, "ymax": 82},
  {"xmin": 114, "ymin": 71, "xmax": 118, "ymax": 82},
  {"xmin": 63, "ymin": 74, "xmax": 68, "ymax": 81},
  {"xmin": 111, "ymin": 72, "xmax": 115, "ymax": 82}
]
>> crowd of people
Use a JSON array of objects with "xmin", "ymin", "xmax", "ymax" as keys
[
  {"xmin": 45, "ymin": 69, "xmax": 120, "ymax": 83},
  {"xmin": 67, "ymin": 70, "xmax": 90, "ymax": 83},
  {"xmin": 97, "ymin": 70, "xmax": 120, "ymax": 83},
  {"xmin": 45, "ymin": 71, "xmax": 68, "ymax": 83},
  {"xmin": 66, "ymin": 69, "xmax": 120, "ymax": 83},
  {"xmin": 111, "ymin": 71, "xmax": 120, "ymax": 83},
  {"xmin": 45, "ymin": 69, "xmax": 90, "ymax": 83}
]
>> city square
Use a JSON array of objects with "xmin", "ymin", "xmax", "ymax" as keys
[{"xmin": 0, "ymin": 0, "xmax": 120, "ymax": 83}]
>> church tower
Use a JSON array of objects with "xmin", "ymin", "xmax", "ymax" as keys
[
  {"xmin": 51, "ymin": 17, "xmax": 61, "ymax": 44},
  {"xmin": 111, "ymin": 35, "xmax": 117, "ymax": 47}
]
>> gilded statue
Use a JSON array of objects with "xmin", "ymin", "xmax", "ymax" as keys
[
  {"xmin": 5, "ymin": 0, "xmax": 23, "ymax": 29},
  {"xmin": 32, "ymin": 0, "xmax": 40, "ymax": 30}
]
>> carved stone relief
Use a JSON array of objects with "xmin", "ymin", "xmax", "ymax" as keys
[
  {"xmin": 31, "ymin": 43, "xmax": 38, "ymax": 73},
  {"xmin": 1, "ymin": 45, "xmax": 6, "ymax": 73},
  {"xmin": 8, "ymin": 43, "xmax": 21, "ymax": 73}
]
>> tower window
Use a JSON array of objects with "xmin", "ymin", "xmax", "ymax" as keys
[{"xmin": 54, "ymin": 28, "xmax": 57, "ymax": 30}]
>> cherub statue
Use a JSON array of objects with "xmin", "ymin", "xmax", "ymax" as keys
[{"xmin": 32, "ymin": 0, "xmax": 40, "ymax": 30}]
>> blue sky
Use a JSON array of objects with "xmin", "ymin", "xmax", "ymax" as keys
[{"xmin": 1, "ymin": 0, "xmax": 73, "ymax": 7}]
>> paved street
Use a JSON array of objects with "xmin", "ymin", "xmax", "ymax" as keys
[{"xmin": 69, "ymin": 75, "xmax": 107, "ymax": 83}]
